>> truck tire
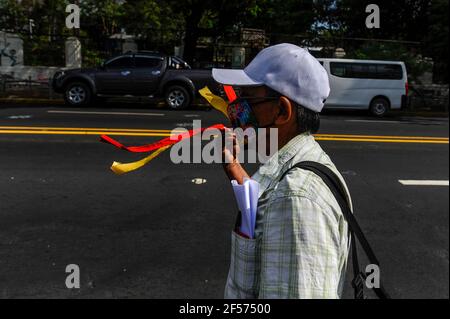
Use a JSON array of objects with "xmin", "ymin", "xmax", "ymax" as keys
[
  {"xmin": 64, "ymin": 81, "xmax": 92, "ymax": 107},
  {"xmin": 369, "ymin": 97, "xmax": 390, "ymax": 117},
  {"xmin": 165, "ymin": 85, "xmax": 191, "ymax": 110}
]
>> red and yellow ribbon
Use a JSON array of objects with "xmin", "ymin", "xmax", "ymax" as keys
[{"xmin": 101, "ymin": 86, "xmax": 232, "ymax": 175}]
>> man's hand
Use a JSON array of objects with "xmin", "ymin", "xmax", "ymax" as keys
[
  {"xmin": 222, "ymin": 129, "xmax": 250, "ymax": 184},
  {"xmin": 223, "ymin": 128, "xmax": 240, "ymax": 166}
]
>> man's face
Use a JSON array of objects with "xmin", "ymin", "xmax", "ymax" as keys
[
  {"xmin": 227, "ymin": 86, "xmax": 282, "ymax": 156},
  {"xmin": 231, "ymin": 86, "xmax": 300, "ymax": 155},
  {"xmin": 232, "ymin": 86, "xmax": 280, "ymax": 129}
]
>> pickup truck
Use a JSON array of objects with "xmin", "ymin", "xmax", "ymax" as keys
[{"xmin": 52, "ymin": 52, "xmax": 218, "ymax": 109}]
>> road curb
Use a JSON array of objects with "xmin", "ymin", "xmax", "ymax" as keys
[
  {"xmin": 391, "ymin": 110, "xmax": 449, "ymax": 118},
  {"xmin": 0, "ymin": 98, "xmax": 213, "ymax": 109},
  {"xmin": 0, "ymin": 98, "xmax": 64, "ymax": 106}
]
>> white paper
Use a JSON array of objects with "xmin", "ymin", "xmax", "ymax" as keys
[
  {"xmin": 231, "ymin": 178, "xmax": 259, "ymax": 239},
  {"xmin": 247, "ymin": 179, "xmax": 259, "ymax": 237}
]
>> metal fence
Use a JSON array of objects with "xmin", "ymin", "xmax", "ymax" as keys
[
  {"xmin": 1, "ymin": 30, "xmax": 448, "ymax": 111},
  {"xmin": 409, "ymin": 84, "xmax": 449, "ymax": 112}
]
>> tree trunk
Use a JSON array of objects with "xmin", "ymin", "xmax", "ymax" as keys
[{"xmin": 183, "ymin": 4, "xmax": 205, "ymax": 66}]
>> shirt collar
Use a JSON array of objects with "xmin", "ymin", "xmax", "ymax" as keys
[{"xmin": 252, "ymin": 133, "xmax": 316, "ymax": 198}]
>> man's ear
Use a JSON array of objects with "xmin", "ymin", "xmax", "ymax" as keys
[{"xmin": 275, "ymin": 96, "xmax": 294, "ymax": 125}]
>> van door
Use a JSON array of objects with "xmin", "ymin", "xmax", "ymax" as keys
[
  {"xmin": 327, "ymin": 62, "xmax": 380, "ymax": 109},
  {"xmin": 326, "ymin": 62, "xmax": 358, "ymax": 108}
]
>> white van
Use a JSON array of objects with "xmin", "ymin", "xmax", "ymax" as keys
[{"xmin": 318, "ymin": 58, "xmax": 409, "ymax": 116}]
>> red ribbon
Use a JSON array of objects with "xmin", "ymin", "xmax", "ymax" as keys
[
  {"xmin": 224, "ymin": 85, "xmax": 237, "ymax": 103},
  {"xmin": 100, "ymin": 124, "xmax": 227, "ymax": 153}
]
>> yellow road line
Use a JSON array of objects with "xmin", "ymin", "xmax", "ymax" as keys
[
  {"xmin": 0, "ymin": 126, "xmax": 448, "ymax": 144},
  {"xmin": 0, "ymin": 126, "xmax": 447, "ymax": 140},
  {"xmin": 316, "ymin": 134, "xmax": 449, "ymax": 141},
  {"xmin": 315, "ymin": 137, "xmax": 448, "ymax": 144},
  {"xmin": 0, "ymin": 126, "xmax": 182, "ymax": 133},
  {"xmin": 0, "ymin": 130, "xmax": 172, "ymax": 137}
]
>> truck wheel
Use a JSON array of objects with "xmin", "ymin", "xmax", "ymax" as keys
[
  {"xmin": 369, "ymin": 97, "xmax": 390, "ymax": 117},
  {"xmin": 165, "ymin": 85, "xmax": 191, "ymax": 110},
  {"xmin": 64, "ymin": 82, "xmax": 92, "ymax": 107}
]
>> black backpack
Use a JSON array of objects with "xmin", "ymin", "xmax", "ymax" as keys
[{"xmin": 280, "ymin": 161, "xmax": 391, "ymax": 299}]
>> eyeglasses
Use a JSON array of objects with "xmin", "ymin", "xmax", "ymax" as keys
[{"xmin": 228, "ymin": 96, "xmax": 280, "ymax": 108}]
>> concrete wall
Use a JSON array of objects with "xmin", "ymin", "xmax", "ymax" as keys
[
  {"xmin": 0, "ymin": 65, "xmax": 61, "ymax": 82},
  {"xmin": 65, "ymin": 37, "xmax": 82, "ymax": 69},
  {"xmin": 0, "ymin": 32, "xmax": 76, "ymax": 82}
]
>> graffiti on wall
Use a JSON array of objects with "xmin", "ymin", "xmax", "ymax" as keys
[{"xmin": 0, "ymin": 42, "xmax": 18, "ymax": 66}]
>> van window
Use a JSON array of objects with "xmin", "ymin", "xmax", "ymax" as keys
[
  {"xmin": 376, "ymin": 64, "xmax": 403, "ymax": 79},
  {"xmin": 351, "ymin": 63, "xmax": 370, "ymax": 78},
  {"xmin": 330, "ymin": 62, "xmax": 403, "ymax": 80},
  {"xmin": 330, "ymin": 63, "xmax": 349, "ymax": 77}
]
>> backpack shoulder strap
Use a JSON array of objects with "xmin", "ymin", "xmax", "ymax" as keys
[{"xmin": 280, "ymin": 161, "xmax": 391, "ymax": 299}]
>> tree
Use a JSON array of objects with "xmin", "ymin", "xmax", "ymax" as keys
[
  {"xmin": 245, "ymin": 0, "xmax": 315, "ymax": 36},
  {"xmin": 328, "ymin": 0, "xmax": 431, "ymax": 41},
  {"xmin": 164, "ymin": 0, "xmax": 261, "ymax": 64},
  {"xmin": 118, "ymin": 1, "xmax": 184, "ymax": 53},
  {"xmin": 80, "ymin": 0, "xmax": 125, "ymax": 37},
  {"xmin": 312, "ymin": 0, "xmax": 448, "ymax": 83},
  {"xmin": 0, "ymin": 0, "xmax": 25, "ymax": 32},
  {"xmin": 423, "ymin": 0, "xmax": 449, "ymax": 83}
]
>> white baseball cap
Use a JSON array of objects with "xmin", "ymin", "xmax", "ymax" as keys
[{"xmin": 212, "ymin": 43, "xmax": 330, "ymax": 113}]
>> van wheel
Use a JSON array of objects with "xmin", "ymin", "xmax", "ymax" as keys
[
  {"xmin": 64, "ymin": 82, "xmax": 92, "ymax": 106},
  {"xmin": 165, "ymin": 85, "xmax": 191, "ymax": 110},
  {"xmin": 370, "ymin": 97, "xmax": 390, "ymax": 117}
]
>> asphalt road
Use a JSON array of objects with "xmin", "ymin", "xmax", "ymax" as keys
[{"xmin": 0, "ymin": 103, "xmax": 448, "ymax": 299}]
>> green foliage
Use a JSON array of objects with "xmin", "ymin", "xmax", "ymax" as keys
[
  {"xmin": 0, "ymin": 0, "xmax": 448, "ymax": 82},
  {"xmin": 23, "ymin": 35, "xmax": 65, "ymax": 66},
  {"xmin": 245, "ymin": 0, "xmax": 315, "ymax": 35},
  {"xmin": 80, "ymin": 0, "xmax": 126, "ymax": 36},
  {"xmin": 422, "ymin": 0, "xmax": 449, "ymax": 83},
  {"xmin": 81, "ymin": 47, "xmax": 105, "ymax": 68},
  {"xmin": 0, "ymin": 0, "xmax": 29, "ymax": 32}
]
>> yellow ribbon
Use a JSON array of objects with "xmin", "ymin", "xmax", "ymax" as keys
[
  {"xmin": 199, "ymin": 86, "xmax": 229, "ymax": 119},
  {"xmin": 111, "ymin": 145, "xmax": 172, "ymax": 175}
]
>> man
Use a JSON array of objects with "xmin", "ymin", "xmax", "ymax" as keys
[{"xmin": 212, "ymin": 43, "xmax": 353, "ymax": 299}]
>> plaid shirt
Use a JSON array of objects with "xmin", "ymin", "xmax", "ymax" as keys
[{"xmin": 225, "ymin": 133, "xmax": 352, "ymax": 299}]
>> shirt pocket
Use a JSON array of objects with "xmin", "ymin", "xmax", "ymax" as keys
[{"xmin": 224, "ymin": 231, "xmax": 261, "ymax": 299}]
